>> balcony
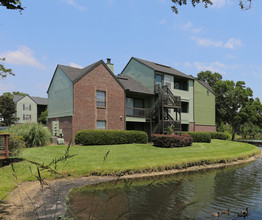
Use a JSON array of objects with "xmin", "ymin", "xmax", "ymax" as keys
[{"xmin": 126, "ymin": 107, "xmax": 147, "ymax": 117}]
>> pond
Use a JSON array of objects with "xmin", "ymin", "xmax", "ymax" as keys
[{"xmin": 68, "ymin": 147, "xmax": 262, "ymax": 219}]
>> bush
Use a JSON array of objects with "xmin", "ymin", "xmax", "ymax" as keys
[
  {"xmin": 184, "ymin": 132, "xmax": 211, "ymax": 143},
  {"xmin": 75, "ymin": 130, "xmax": 148, "ymax": 145},
  {"xmin": 8, "ymin": 135, "xmax": 26, "ymax": 156},
  {"xmin": 8, "ymin": 123, "xmax": 52, "ymax": 147},
  {"xmin": 209, "ymin": 132, "xmax": 230, "ymax": 140},
  {"xmin": 151, "ymin": 134, "xmax": 193, "ymax": 148}
]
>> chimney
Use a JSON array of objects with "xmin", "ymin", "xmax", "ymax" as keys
[{"xmin": 106, "ymin": 58, "xmax": 114, "ymax": 73}]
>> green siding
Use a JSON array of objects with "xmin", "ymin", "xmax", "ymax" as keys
[
  {"xmin": 194, "ymin": 81, "xmax": 215, "ymax": 125},
  {"xmin": 122, "ymin": 59, "xmax": 155, "ymax": 92},
  {"xmin": 16, "ymin": 96, "xmax": 37, "ymax": 123},
  {"xmin": 165, "ymin": 76, "xmax": 194, "ymax": 124},
  {"xmin": 48, "ymin": 67, "xmax": 74, "ymax": 118}
]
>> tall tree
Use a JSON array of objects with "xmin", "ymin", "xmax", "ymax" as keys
[
  {"xmin": 0, "ymin": 58, "xmax": 14, "ymax": 78},
  {"xmin": 171, "ymin": 0, "xmax": 252, "ymax": 13},
  {"xmin": 0, "ymin": 0, "xmax": 23, "ymax": 11},
  {"xmin": 0, "ymin": 94, "xmax": 18, "ymax": 126},
  {"xmin": 3, "ymin": 91, "xmax": 28, "ymax": 99}
]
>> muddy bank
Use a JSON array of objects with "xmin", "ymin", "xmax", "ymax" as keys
[{"xmin": 2, "ymin": 153, "xmax": 261, "ymax": 220}]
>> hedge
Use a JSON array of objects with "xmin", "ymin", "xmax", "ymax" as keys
[
  {"xmin": 75, "ymin": 130, "xmax": 148, "ymax": 145},
  {"xmin": 151, "ymin": 134, "xmax": 193, "ymax": 148},
  {"xmin": 183, "ymin": 132, "xmax": 211, "ymax": 143},
  {"xmin": 208, "ymin": 132, "xmax": 231, "ymax": 140}
]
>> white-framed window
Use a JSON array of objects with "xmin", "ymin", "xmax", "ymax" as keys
[
  {"xmin": 23, "ymin": 104, "xmax": 31, "ymax": 111},
  {"xmin": 164, "ymin": 75, "xmax": 172, "ymax": 89},
  {"xmin": 96, "ymin": 91, "xmax": 106, "ymax": 107},
  {"xmin": 23, "ymin": 114, "xmax": 31, "ymax": 121},
  {"xmin": 97, "ymin": 120, "xmax": 106, "ymax": 129}
]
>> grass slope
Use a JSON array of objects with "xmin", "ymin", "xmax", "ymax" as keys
[{"xmin": 0, "ymin": 140, "xmax": 260, "ymax": 199}]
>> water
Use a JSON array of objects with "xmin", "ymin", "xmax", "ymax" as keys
[{"xmin": 68, "ymin": 149, "xmax": 262, "ymax": 219}]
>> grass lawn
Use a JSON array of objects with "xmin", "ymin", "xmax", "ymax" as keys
[{"xmin": 0, "ymin": 139, "xmax": 260, "ymax": 199}]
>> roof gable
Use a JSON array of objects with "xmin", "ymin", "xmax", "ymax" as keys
[
  {"xmin": 47, "ymin": 60, "xmax": 125, "ymax": 93},
  {"xmin": 132, "ymin": 57, "xmax": 194, "ymax": 80},
  {"xmin": 117, "ymin": 75, "xmax": 154, "ymax": 95}
]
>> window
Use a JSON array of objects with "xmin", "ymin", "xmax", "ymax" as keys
[
  {"xmin": 23, "ymin": 104, "xmax": 31, "ymax": 111},
  {"xmin": 97, "ymin": 120, "xmax": 106, "ymax": 129},
  {"xmin": 164, "ymin": 75, "xmax": 172, "ymax": 89},
  {"xmin": 126, "ymin": 97, "xmax": 144, "ymax": 116},
  {"xmin": 181, "ymin": 102, "xmax": 189, "ymax": 113},
  {"xmin": 182, "ymin": 124, "xmax": 189, "ymax": 131},
  {"xmin": 23, "ymin": 114, "xmax": 31, "ymax": 121},
  {"xmin": 156, "ymin": 74, "xmax": 163, "ymax": 86},
  {"xmin": 174, "ymin": 78, "xmax": 188, "ymax": 91},
  {"xmin": 96, "ymin": 91, "xmax": 106, "ymax": 107}
]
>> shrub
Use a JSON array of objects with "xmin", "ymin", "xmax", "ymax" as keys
[
  {"xmin": 151, "ymin": 134, "xmax": 193, "ymax": 148},
  {"xmin": 209, "ymin": 132, "xmax": 230, "ymax": 140},
  {"xmin": 184, "ymin": 132, "xmax": 211, "ymax": 143},
  {"xmin": 8, "ymin": 123, "xmax": 52, "ymax": 147},
  {"xmin": 8, "ymin": 135, "xmax": 26, "ymax": 156},
  {"xmin": 75, "ymin": 130, "xmax": 148, "ymax": 145}
]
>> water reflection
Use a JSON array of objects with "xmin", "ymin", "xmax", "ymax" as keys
[{"xmin": 68, "ymin": 153, "xmax": 262, "ymax": 219}]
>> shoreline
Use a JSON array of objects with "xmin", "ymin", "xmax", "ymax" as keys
[{"xmin": 2, "ymin": 152, "xmax": 261, "ymax": 219}]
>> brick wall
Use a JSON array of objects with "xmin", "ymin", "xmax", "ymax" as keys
[
  {"xmin": 72, "ymin": 63, "xmax": 125, "ymax": 142},
  {"xmin": 48, "ymin": 116, "xmax": 73, "ymax": 143},
  {"xmin": 195, "ymin": 125, "xmax": 216, "ymax": 132},
  {"xmin": 189, "ymin": 122, "xmax": 195, "ymax": 132}
]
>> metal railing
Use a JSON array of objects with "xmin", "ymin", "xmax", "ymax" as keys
[{"xmin": 126, "ymin": 107, "xmax": 146, "ymax": 117}]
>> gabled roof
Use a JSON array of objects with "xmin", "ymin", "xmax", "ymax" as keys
[
  {"xmin": 196, "ymin": 79, "xmax": 215, "ymax": 95},
  {"xmin": 47, "ymin": 60, "xmax": 125, "ymax": 93},
  {"xmin": 117, "ymin": 75, "xmax": 154, "ymax": 95},
  {"xmin": 131, "ymin": 57, "xmax": 194, "ymax": 80},
  {"xmin": 31, "ymin": 96, "xmax": 48, "ymax": 105},
  {"xmin": 13, "ymin": 95, "xmax": 24, "ymax": 103},
  {"xmin": 13, "ymin": 95, "xmax": 48, "ymax": 105}
]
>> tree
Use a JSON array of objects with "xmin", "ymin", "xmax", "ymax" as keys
[
  {"xmin": 38, "ymin": 109, "xmax": 48, "ymax": 125},
  {"xmin": 3, "ymin": 91, "xmax": 28, "ymax": 99},
  {"xmin": 0, "ymin": 0, "xmax": 23, "ymax": 11},
  {"xmin": 0, "ymin": 58, "xmax": 14, "ymax": 78},
  {"xmin": 171, "ymin": 0, "xmax": 252, "ymax": 13},
  {"xmin": 197, "ymin": 70, "xmax": 222, "ymax": 88},
  {"xmin": 0, "ymin": 94, "xmax": 18, "ymax": 126},
  {"xmin": 197, "ymin": 71, "xmax": 262, "ymax": 140}
]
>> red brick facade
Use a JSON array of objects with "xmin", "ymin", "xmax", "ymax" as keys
[
  {"xmin": 195, "ymin": 125, "xmax": 216, "ymax": 132},
  {"xmin": 48, "ymin": 116, "xmax": 73, "ymax": 143},
  {"xmin": 189, "ymin": 122, "xmax": 195, "ymax": 132},
  {"xmin": 72, "ymin": 63, "xmax": 125, "ymax": 142}
]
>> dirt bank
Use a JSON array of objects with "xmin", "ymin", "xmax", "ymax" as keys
[{"xmin": 1, "ymin": 153, "xmax": 261, "ymax": 220}]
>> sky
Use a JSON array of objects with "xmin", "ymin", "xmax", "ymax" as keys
[{"xmin": 0, "ymin": 0, "xmax": 262, "ymax": 100}]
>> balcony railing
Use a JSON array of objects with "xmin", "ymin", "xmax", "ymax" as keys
[{"xmin": 126, "ymin": 107, "xmax": 147, "ymax": 117}]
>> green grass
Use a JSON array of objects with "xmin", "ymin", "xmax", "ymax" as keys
[{"xmin": 0, "ymin": 140, "xmax": 260, "ymax": 199}]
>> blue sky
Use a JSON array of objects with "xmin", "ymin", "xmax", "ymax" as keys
[{"xmin": 1, "ymin": 0, "xmax": 262, "ymax": 99}]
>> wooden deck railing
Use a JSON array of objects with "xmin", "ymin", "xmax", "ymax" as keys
[{"xmin": 0, "ymin": 133, "xmax": 10, "ymax": 159}]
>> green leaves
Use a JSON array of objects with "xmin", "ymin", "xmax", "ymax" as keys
[
  {"xmin": 0, "ymin": 94, "xmax": 18, "ymax": 126},
  {"xmin": 0, "ymin": 58, "xmax": 14, "ymax": 78}
]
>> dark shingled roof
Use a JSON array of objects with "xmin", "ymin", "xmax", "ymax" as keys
[
  {"xmin": 31, "ymin": 96, "xmax": 48, "ymax": 105},
  {"xmin": 117, "ymin": 75, "xmax": 154, "ymax": 95},
  {"xmin": 133, "ymin": 57, "xmax": 194, "ymax": 80},
  {"xmin": 196, "ymin": 79, "xmax": 215, "ymax": 95},
  {"xmin": 13, "ymin": 95, "xmax": 24, "ymax": 103},
  {"xmin": 13, "ymin": 95, "xmax": 47, "ymax": 105},
  {"xmin": 58, "ymin": 60, "xmax": 101, "ymax": 83}
]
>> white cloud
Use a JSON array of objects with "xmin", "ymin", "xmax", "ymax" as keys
[
  {"xmin": 224, "ymin": 38, "xmax": 243, "ymax": 49},
  {"xmin": 158, "ymin": 19, "xmax": 166, "ymax": 25},
  {"xmin": 68, "ymin": 62, "xmax": 83, "ymax": 69},
  {"xmin": 211, "ymin": 0, "xmax": 226, "ymax": 8},
  {"xmin": 62, "ymin": 0, "xmax": 86, "ymax": 11},
  {"xmin": 0, "ymin": 46, "xmax": 45, "ymax": 69},
  {"xmin": 0, "ymin": 83, "xmax": 14, "ymax": 92},
  {"xmin": 182, "ymin": 21, "xmax": 202, "ymax": 34},
  {"xmin": 191, "ymin": 36, "xmax": 243, "ymax": 49},
  {"xmin": 183, "ymin": 21, "xmax": 193, "ymax": 30},
  {"xmin": 183, "ymin": 62, "xmax": 192, "ymax": 67},
  {"xmin": 35, "ymin": 83, "xmax": 48, "ymax": 89},
  {"xmin": 193, "ymin": 61, "xmax": 240, "ymax": 74},
  {"xmin": 191, "ymin": 36, "xmax": 223, "ymax": 47}
]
